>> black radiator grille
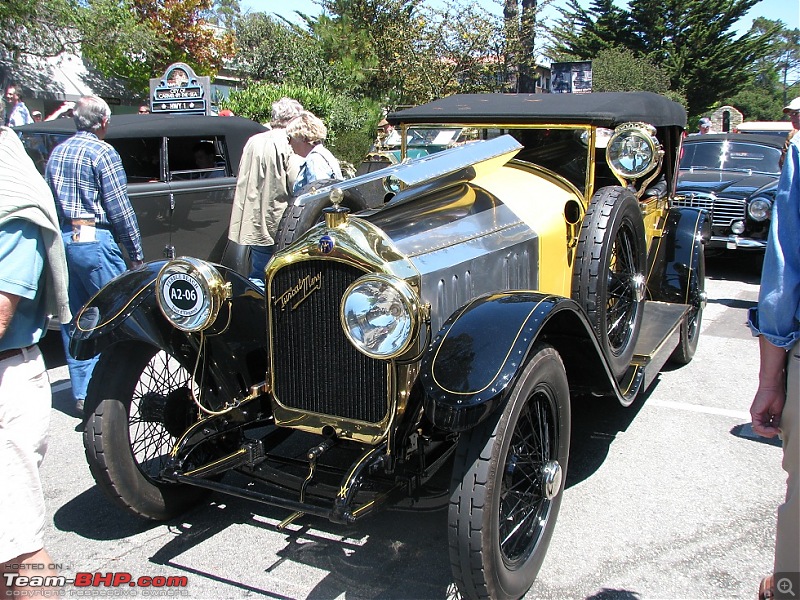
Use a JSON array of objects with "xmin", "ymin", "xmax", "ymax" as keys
[
  {"xmin": 269, "ymin": 260, "xmax": 389, "ymax": 423},
  {"xmin": 673, "ymin": 192, "xmax": 745, "ymax": 228}
]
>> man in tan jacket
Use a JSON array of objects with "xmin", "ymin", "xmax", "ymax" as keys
[{"xmin": 228, "ymin": 97, "xmax": 303, "ymax": 286}]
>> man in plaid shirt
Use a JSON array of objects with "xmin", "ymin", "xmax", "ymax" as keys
[{"xmin": 45, "ymin": 95, "xmax": 144, "ymax": 416}]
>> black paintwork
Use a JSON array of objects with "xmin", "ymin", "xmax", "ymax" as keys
[{"xmin": 70, "ymin": 263, "xmax": 268, "ymax": 405}]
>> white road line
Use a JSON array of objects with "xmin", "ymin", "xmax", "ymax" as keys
[
  {"xmin": 647, "ymin": 398, "xmax": 750, "ymax": 420},
  {"xmin": 51, "ymin": 380, "xmax": 72, "ymax": 393}
]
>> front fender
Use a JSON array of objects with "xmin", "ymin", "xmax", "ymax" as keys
[
  {"xmin": 647, "ymin": 206, "xmax": 709, "ymax": 304},
  {"xmin": 420, "ymin": 292, "xmax": 614, "ymax": 432},
  {"xmin": 69, "ymin": 261, "xmax": 269, "ymax": 393}
]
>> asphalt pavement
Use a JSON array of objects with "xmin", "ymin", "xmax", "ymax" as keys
[{"xmin": 36, "ymin": 251, "xmax": 782, "ymax": 600}]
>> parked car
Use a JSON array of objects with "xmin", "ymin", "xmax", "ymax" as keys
[
  {"xmin": 733, "ymin": 120, "xmax": 793, "ymax": 138},
  {"xmin": 360, "ymin": 125, "xmax": 479, "ymax": 167},
  {"xmin": 16, "ymin": 113, "xmax": 265, "ymax": 273},
  {"xmin": 72, "ymin": 92, "xmax": 706, "ymax": 600},
  {"xmin": 675, "ymin": 132, "xmax": 783, "ymax": 251}
]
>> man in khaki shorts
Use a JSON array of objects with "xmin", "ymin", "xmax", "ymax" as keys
[{"xmin": 0, "ymin": 127, "xmax": 71, "ymax": 596}]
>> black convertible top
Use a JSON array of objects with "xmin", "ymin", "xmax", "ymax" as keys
[
  {"xmin": 389, "ymin": 92, "xmax": 687, "ymax": 129},
  {"xmin": 15, "ymin": 113, "xmax": 266, "ymax": 138},
  {"xmin": 15, "ymin": 114, "xmax": 265, "ymax": 172}
]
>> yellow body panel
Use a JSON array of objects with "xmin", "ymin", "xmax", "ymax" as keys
[{"xmin": 474, "ymin": 164, "xmax": 581, "ymax": 297}]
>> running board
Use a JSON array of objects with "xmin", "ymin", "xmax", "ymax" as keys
[
  {"xmin": 613, "ymin": 301, "xmax": 687, "ymax": 406},
  {"xmin": 632, "ymin": 301, "xmax": 687, "ymax": 388}
]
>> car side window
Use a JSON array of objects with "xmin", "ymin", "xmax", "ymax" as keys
[
  {"xmin": 109, "ymin": 137, "xmax": 162, "ymax": 182},
  {"xmin": 167, "ymin": 136, "xmax": 228, "ymax": 180},
  {"xmin": 20, "ymin": 133, "xmax": 71, "ymax": 174}
]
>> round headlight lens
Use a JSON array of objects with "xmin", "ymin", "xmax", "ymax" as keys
[
  {"xmin": 606, "ymin": 123, "xmax": 661, "ymax": 179},
  {"xmin": 156, "ymin": 258, "xmax": 228, "ymax": 332},
  {"xmin": 748, "ymin": 197, "xmax": 772, "ymax": 221},
  {"xmin": 341, "ymin": 274, "xmax": 418, "ymax": 359}
]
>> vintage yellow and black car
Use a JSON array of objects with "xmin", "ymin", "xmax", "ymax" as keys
[{"xmin": 72, "ymin": 92, "xmax": 707, "ymax": 600}]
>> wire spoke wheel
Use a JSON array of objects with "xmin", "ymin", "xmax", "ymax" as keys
[
  {"xmin": 449, "ymin": 344, "xmax": 570, "ymax": 600},
  {"xmin": 83, "ymin": 342, "xmax": 209, "ymax": 520},
  {"xmin": 499, "ymin": 393, "xmax": 555, "ymax": 565},
  {"xmin": 127, "ymin": 351, "xmax": 199, "ymax": 480}
]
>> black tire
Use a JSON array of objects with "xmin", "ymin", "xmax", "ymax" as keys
[
  {"xmin": 449, "ymin": 344, "xmax": 571, "ymax": 600},
  {"xmin": 572, "ymin": 187, "xmax": 646, "ymax": 379},
  {"xmin": 275, "ymin": 179, "xmax": 368, "ymax": 250},
  {"xmin": 670, "ymin": 243, "xmax": 706, "ymax": 365},
  {"xmin": 83, "ymin": 342, "xmax": 208, "ymax": 520}
]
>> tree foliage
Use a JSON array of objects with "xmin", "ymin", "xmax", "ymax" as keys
[
  {"xmin": 233, "ymin": 13, "xmax": 327, "ymax": 88},
  {"xmin": 590, "ymin": 46, "xmax": 685, "ymax": 106},
  {"xmin": 221, "ymin": 81, "xmax": 381, "ymax": 166},
  {"xmin": 392, "ymin": 1, "xmax": 505, "ymax": 104},
  {"xmin": 0, "ymin": 0, "xmax": 81, "ymax": 58},
  {"xmin": 1, "ymin": 0, "xmax": 235, "ymax": 94},
  {"xmin": 548, "ymin": 0, "xmax": 776, "ymax": 118},
  {"xmin": 720, "ymin": 18, "xmax": 800, "ymax": 120}
]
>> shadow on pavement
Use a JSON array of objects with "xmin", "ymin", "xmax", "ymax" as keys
[
  {"xmin": 565, "ymin": 387, "xmax": 651, "ymax": 488},
  {"xmin": 706, "ymin": 250, "xmax": 763, "ymax": 284}
]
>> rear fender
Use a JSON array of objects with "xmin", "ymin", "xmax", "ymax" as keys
[
  {"xmin": 70, "ymin": 261, "xmax": 269, "ymax": 395},
  {"xmin": 420, "ymin": 292, "xmax": 615, "ymax": 432},
  {"xmin": 647, "ymin": 207, "xmax": 709, "ymax": 303}
]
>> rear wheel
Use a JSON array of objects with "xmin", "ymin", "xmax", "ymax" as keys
[
  {"xmin": 449, "ymin": 344, "xmax": 570, "ymax": 600},
  {"xmin": 572, "ymin": 187, "xmax": 646, "ymax": 379},
  {"xmin": 83, "ymin": 342, "xmax": 209, "ymax": 520}
]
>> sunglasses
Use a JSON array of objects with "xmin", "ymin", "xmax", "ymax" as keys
[{"xmin": 789, "ymin": 110, "xmax": 800, "ymax": 117}]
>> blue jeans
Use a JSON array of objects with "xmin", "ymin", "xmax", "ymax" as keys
[
  {"xmin": 248, "ymin": 245, "xmax": 274, "ymax": 288},
  {"xmin": 60, "ymin": 228, "xmax": 127, "ymax": 402}
]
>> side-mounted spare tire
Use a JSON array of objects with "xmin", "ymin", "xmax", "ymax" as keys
[
  {"xmin": 275, "ymin": 179, "xmax": 370, "ymax": 250},
  {"xmin": 571, "ymin": 186, "xmax": 647, "ymax": 380}
]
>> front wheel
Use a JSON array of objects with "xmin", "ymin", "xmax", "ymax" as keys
[
  {"xmin": 83, "ymin": 342, "xmax": 209, "ymax": 520},
  {"xmin": 449, "ymin": 344, "xmax": 571, "ymax": 600}
]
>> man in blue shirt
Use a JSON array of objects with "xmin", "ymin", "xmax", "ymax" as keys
[
  {"xmin": 0, "ymin": 126, "xmax": 70, "ymax": 597},
  {"xmin": 3, "ymin": 85, "xmax": 33, "ymax": 127},
  {"xmin": 749, "ymin": 122, "xmax": 800, "ymax": 598},
  {"xmin": 45, "ymin": 95, "xmax": 144, "ymax": 415}
]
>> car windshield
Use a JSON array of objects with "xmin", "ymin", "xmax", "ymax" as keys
[
  {"xmin": 406, "ymin": 127, "xmax": 466, "ymax": 148},
  {"xmin": 680, "ymin": 140, "xmax": 781, "ymax": 174}
]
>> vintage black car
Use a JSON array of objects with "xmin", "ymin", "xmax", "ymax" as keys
[
  {"xmin": 16, "ymin": 113, "xmax": 265, "ymax": 271},
  {"xmin": 674, "ymin": 132, "xmax": 783, "ymax": 251},
  {"xmin": 71, "ymin": 92, "xmax": 706, "ymax": 600}
]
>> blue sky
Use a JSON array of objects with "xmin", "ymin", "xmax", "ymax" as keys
[{"xmin": 239, "ymin": 0, "xmax": 800, "ymax": 34}]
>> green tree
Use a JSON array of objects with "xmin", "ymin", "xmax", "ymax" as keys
[
  {"xmin": 0, "ymin": 0, "xmax": 81, "ymax": 58},
  {"xmin": 549, "ymin": 0, "xmax": 775, "ymax": 118},
  {"xmin": 721, "ymin": 18, "xmax": 800, "ymax": 120},
  {"xmin": 222, "ymin": 81, "xmax": 381, "ymax": 166},
  {"xmin": 78, "ymin": 0, "xmax": 165, "ymax": 92},
  {"xmin": 590, "ymin": 46, "xmax": 685, "ymax": 106},
  {"xmin": 393, "ymin": 1, "xmax": 505, "ymax": 104},
  {"xmin": 306, "ymin": 0, "xmax": 423, "ymax": 100},
  {"xmin": 232, "ymin": 13, "xmax": 327, "ymax": 88}
]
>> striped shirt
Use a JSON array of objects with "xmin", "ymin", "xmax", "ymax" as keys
[{"xmin": 45, "ymin": 130, "xmax": 143, "ymax": 261}]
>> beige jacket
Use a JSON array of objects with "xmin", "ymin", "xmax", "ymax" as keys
[
  {"xmin": 228, "ymin": 128, "xmax": 301, "ymax": 246},
  {"xmin": 0, "ymin": 127, "xmax": 71, "ymax": 324}
]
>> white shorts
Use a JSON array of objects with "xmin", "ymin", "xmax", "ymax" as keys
[{"xmin": 0, "ymin": 345, "xmax": 51, "ymax": 563}]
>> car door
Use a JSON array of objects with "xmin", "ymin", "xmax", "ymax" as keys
[{"xmin": 165, "ymin": 135, "xmax": 237, "ymax": 261}]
